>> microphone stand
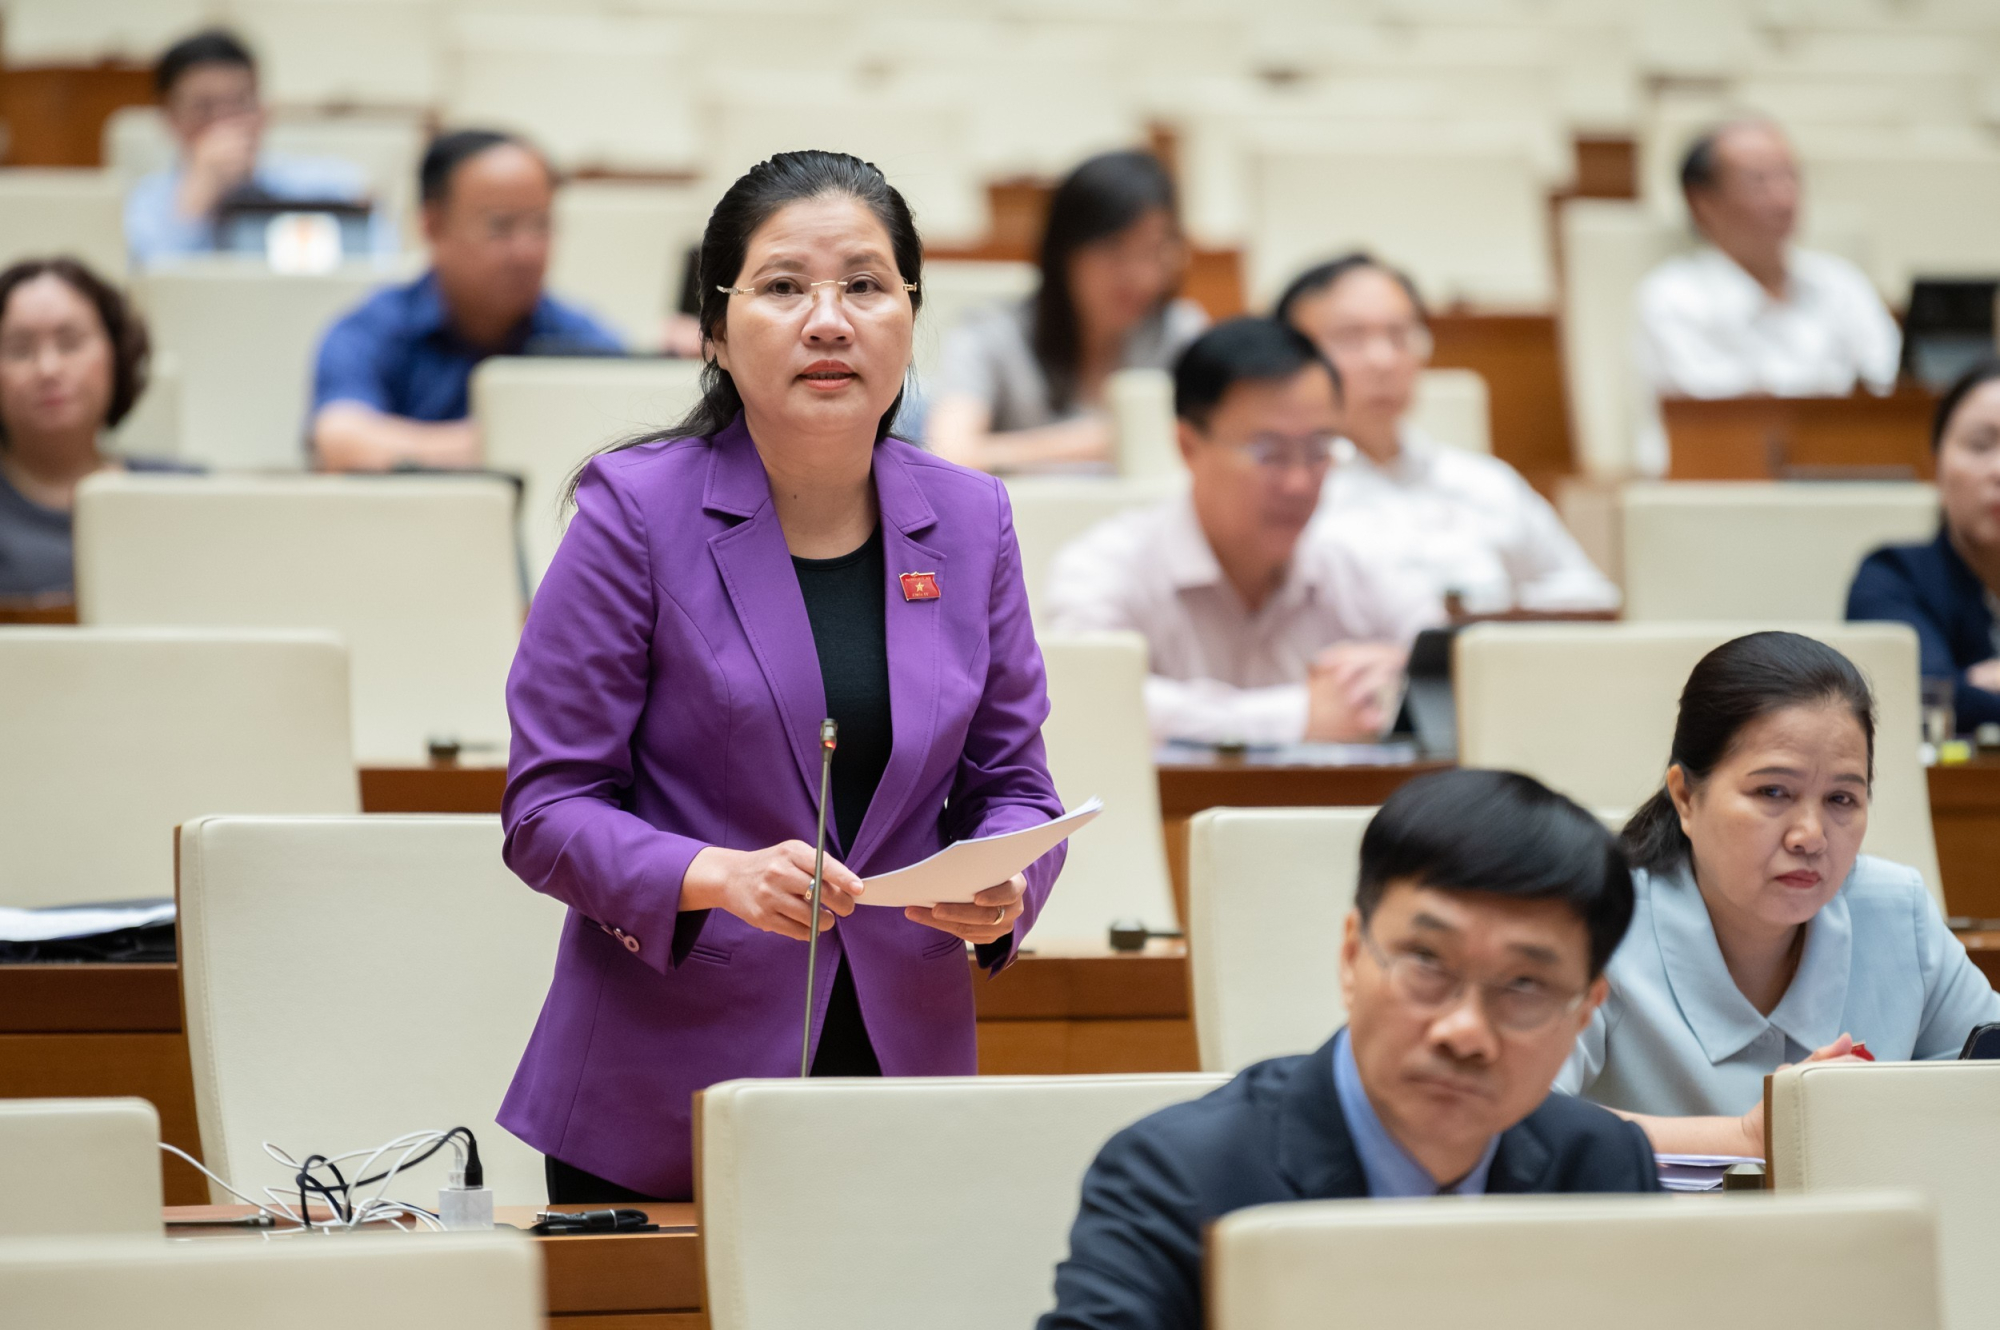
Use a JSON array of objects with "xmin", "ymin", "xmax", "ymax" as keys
[{"xmin": 800, "ymin": 717, "xmax": 838, "ymax": 1077}]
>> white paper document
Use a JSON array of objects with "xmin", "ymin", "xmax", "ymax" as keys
[
  {"xmin": 859, "ymin": 799, "xmax": 1103, "ymax": 908},
  {"xmin": 0, "ymin": 898, "xmax": 176, "ymax": 943}
]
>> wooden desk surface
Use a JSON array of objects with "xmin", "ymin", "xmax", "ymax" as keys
[
  {"xmin": 164, "ymin": 1202, "xmax": 703, "ymax": 1326},
  {"xmin": 1663, "ymin": 388, "xmax": 1936, "ymax": 481}
]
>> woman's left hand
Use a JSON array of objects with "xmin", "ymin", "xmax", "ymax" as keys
[{"xmin": 906, "ymin": 874, "xmax": 1025, "ymax": 946}]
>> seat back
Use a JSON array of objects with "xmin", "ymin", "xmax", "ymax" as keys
[
  {"xmin": 1410, "ymin": 367, "xmax": 1491, "ymax": 454},
  {"xmin": 699, "ymin": 1074, "xmax": 1230, "ymax": 1330},
  {"xmin": 177, "ymin": 816, "xmax": 566, "ymax": 1207},
  {"xmin": 1558, "ymin": 199, "xmax": 1683, "ymax": 479},
  {"xmin": 913, "ymin": 260, "xmax": 1037, "ymax": 386},
  {"xmin": 131, "ymin": 263, "xmax": 404, "ymax": 470},
  {"xmin": 472, "ymin": 357, "xmax": 706, "ymax": 591},
  {"xmin": 1249, "ymin": 147, "xmax": 1553, "ymax": 307},
  {"xmin": 0, "ymin": 1100, "xmax": 161, "ymax": 1237},
  {"xmin": 1108, "ymin": 368, "xmax": 1180, "ymax": 480},
  {"xmin": 1454, "ymin": 621, "xmax": 1940, "ymax": 902},
  {"xmin": 1771, "ymin": 1060, "xmax": 2000, "ymax": 1330},
  {"xmin": 549, "ymin": 180, "xmax": 711, "ymax": 349},
  {"xmin": 1036, "ymin": 632, "xmax": 1178, "ymax": 943},
  {"xmin": 0, "ymin": 628, "xmax": 356, "ymax": 909},
  {"xmin": 1188, "ymin": 808, "xmax": 1372, "ymax": 1073},
  {"xmin": 0, "ymin": 168, "xmax": 126, "ymax": 279},
  {"xmin": 1003, "ymin": 476, "xmax": 1186, "ymax": 628},
  {"xmin": 1622, "ymin": 482, "xmax": 1939, "ymax": 622},
  {"xmin": 1210, "ymin": 1193, "xmax": 1940, "ymax": 1330},
  {"xmin": 0, "ymin": 1232, "xmax": 542, "ymax": 1330},
  {"xmin": 1799, "ymin": 146, "xmax": 2000, "ymax": 297},
  {"xmin": 74, "ymin": 472, "xmax": 522, "ymax": 765}
]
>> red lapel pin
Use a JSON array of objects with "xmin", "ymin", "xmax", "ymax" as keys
[{"xmin": 899, "ymin": 571, "xmax": 940, "ymax": 602}]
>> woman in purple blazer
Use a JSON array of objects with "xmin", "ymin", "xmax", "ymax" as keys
[{"xmin": 499, "ymin": 151, "xmax": 1069, "ymax": 1203}]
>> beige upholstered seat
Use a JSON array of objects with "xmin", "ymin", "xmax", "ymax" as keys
[
  {"xmin": 0, "ymin": 168, "xmax": 126, "ymax": 279},
  {"xmin": 0, "ymin": 1231, "xmax": 541, "ymax": 1330},
  {"xmin": 0, "ymin": 1100, "xmax": 161, "ymax": 1238},
  {"xmin": 1622, "ymin": 482, "xmax": 1938, "ymax": 622},
  {"xmin": 1035, "ymin": 632, "xmax": 1178, "ymax": 944},
  {"xmin": 1771, "ymin": 1060, "xmax": 2000, "ymax": 1330},
  {"xmin": 130, "ymin": 262, "xmax": 412, "ymax": 471},
  {"xmin": 1410, "ymin": 367, "xmax": 1492, "ymax": 454},
  {"xmin": 176, "ymin": 815, "xmax": 566, "ymax": 1208},
  {"xmin": 0, "ymin": 628, "xmax": 356, "ymax": 910},
  {"xmin": 1188, "ymin": 807, "xmax": 1372, "ymax": 1072},
  {"xmin": 912, "ymin": 259, "xmax": 1037, "ymax": 385},
  {"xmin": 699, "ymin": 1073, "xmax": 1229, "ymax": 1330},
  {"xmin": 1455, "ymin": 621, "xmax": 1940, "ymax": 902},
  {"xmin": 1108, "ymin": 368, "xmax": 1180, "ymax": 480},
  {"xmin": 549, "ymin": 180, "xmax": 710, "ymax": 349},
  {"xmin": 472, "ymin": 356, "xmax": 706, "ymax": 590},
  {"xmin": 1557, "ymin": 198, "xmax": 1681, "ymax": 479},
  {"xmin": 1003, "ymin": 475, "xmax": 1186, "ymax": 627},
  {"xmin": 1209, "ymin": 1192, "xmax": 1940, "ymax": 1330},
  {"xmin": 74, "ymin": 472, "xmax": 523, "ymax": 765}
]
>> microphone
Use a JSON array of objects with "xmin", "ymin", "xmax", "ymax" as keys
[{"xmin": 800, "ymin": 717, "xmax": 838, "ymax": 1077}]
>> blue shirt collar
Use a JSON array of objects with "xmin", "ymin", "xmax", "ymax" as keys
[
  {"xmin": 402, "ymin": 270, "xmax": 565, "ymax": 350},
  {"xmin": 1646, "ymin": 861, "xmax": 1854, "ymax": 1063},
  {"xmin": 1331, "ymin": 1028, "xmax": 1499, "ymax": 1197}
]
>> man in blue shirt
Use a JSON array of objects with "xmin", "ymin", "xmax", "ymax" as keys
[
  {"xmin": 125, "ymin": 29, "xmax": 392, "ymax": 266},
  {"xmin": 309, "ymin": 129, "xmax": 622, "ymax": 471},
  {"xmin": 1040, "ymin": 769, "xmax": 1660, "ymax": 1330}
]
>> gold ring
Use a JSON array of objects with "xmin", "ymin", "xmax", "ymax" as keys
[{"xmin": 993, "ymin": 905, "xmax": 1006, "ymax": 926}]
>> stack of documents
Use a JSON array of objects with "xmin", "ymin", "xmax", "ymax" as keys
[{"xmin": 1654, "ymin": 1154, "xmax": 1762, "ymax": 1192}]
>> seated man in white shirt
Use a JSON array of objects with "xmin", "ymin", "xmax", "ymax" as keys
[
  {"xmin": 1635, "ymin": 119, "xmax": 1901, "ymax": 471},
  {"xmin": 1278, "ymin": 254, "xmax": 1618, "ymax": 614},
  {"xmin": 1044, "ymin": 317, "xmax": 1441, "ymax": 746}
]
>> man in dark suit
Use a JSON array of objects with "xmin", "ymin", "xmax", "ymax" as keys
[{"xmin": 1039, "ymin": 769, "xmax": 1660, "ymax": 1330}]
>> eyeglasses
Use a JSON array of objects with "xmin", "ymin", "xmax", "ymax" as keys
[
  {"xmin": 1358, "ymin": 926, "xmax": 1586, "ymax": 1033},
  {"xmin": 0, "ymin": 325, "xmax": 103, "ymax": 366},
  {"xmin": 1321, "ymin": 323, "xmax": 1434, "ymax": 360},
  {"xmin": 718, "ymin": 273, "xmax": 918, "ymax": 315},
  {"xmin": 1225, "ymin": 433, "xmax": 1337, "ymax": 471}
]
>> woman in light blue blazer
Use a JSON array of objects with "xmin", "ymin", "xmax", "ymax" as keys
[{"xmin": 1557, "ymin": 631, "xmax": 2000, "ymax": 1156}]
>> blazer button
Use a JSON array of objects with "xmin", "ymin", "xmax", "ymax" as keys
[{"xmin": 622, "ymin": 935, "xmax": 641, "ymax": 953}]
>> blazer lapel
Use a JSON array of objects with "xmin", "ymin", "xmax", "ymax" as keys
[
  {"xmin": 846, "ymin": 444, "xmax": 945, "ymax": 871},
  {"xmin": 1274, "ymin": 1034, "xmax": 1370, "ymax": 1200},
  {"xmin": 703, "ymin": 418, "xmax": 826, "ymax": 810},
  {"xmin": 1485, "ymin": 1118, "xmax": 1554, "ymax": 1194}
]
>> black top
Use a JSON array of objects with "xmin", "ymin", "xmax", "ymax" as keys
[
  {"xmin": 792, "ymin": 526, "xmax": 893, "ymax": 855},
  {"xmin": 1847, "ymin": 527, "xmax": 2000, "ymax": 733},
  {"xmin": 1039, "ymin": 1033, "xmax": 1661, "ymax": 1330}
]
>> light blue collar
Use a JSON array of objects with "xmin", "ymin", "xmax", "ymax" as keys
[
  {"xmin": 1646, "ymin": 861, "xmax": 1854, "ymax": 1063},
  {"xmin": 1331, "ymin": 1029, "xmax": 1498, "ymax": 1197}
]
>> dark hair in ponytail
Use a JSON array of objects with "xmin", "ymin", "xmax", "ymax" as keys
[
  {"xmin": 1621, "ymin": 632, "xmax": 1876, "ymax": 873},
  {"xmin": 566, "ymin": 150, "xmax": 923, "ymax": 502}
]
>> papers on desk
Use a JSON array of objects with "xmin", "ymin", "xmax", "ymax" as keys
[
  {"xmin": 1157, "ymin": 740, "xmax": 1424, "ymax": 767},
  {"xmin": 0, "ymin": 898, "xmax": 176, "ymax": 943},
  {"xmin": 859, "ymin": 799, "xmax": 1103, "ymax": 908},
  {"xmin": 1655, "ymin": 1154, "xmax": 1763, "ymax": 1192}
]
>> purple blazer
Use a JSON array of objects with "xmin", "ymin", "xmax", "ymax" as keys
[{"xmin": 498, "ymin": 414, "xmax": 1067, "ymax": 1199}]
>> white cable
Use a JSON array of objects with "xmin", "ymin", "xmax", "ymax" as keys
[{"xmin": 157, "ymin": 1144, "xmax": 299, "ymax": 1227}]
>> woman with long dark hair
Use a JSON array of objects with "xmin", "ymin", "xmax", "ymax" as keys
[
  {"xmin": 502, "ymin": 150, "xmax": 1069, "ymax": 1202},
  {"xmin": 1556, "ymin": 631, "xmax": 1999, "ymax": 1155},
  {"xmin": 927, "ymin": 149, "xmax": 1205, "ymax": 472}
]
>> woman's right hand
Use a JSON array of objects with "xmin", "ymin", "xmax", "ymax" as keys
[
  {"xmin": 1734, "ymin": 1033, "xmax": 1870, "ymax": 1153},
  {"xmin": 681, "ymin": 842, "xmax": 864, "ymax": 941}
]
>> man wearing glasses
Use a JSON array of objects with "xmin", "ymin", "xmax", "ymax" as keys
[
  {"xmin": 1277, "ymin": 253, "xmax": 1618, "ymax": 615},
  {"xmin": 1043, "ymin": 317, "xmax": 1440, "ymax": 745},
  {"xmin": 309, "ymin": 129, "xmax": 621, "ymax": 471},
  {"xmin": 1040, "ymin": 768, "xmax": 1659, "ymax": 1330},
  {"xmin": 126, "ymin": 29, "xmax": 395, "ymax": 266}
]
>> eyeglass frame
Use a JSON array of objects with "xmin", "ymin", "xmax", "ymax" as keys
[
  {"xmin": 1217, "ymin": 431, "xmax": 1339, "ymax": 472},
  {"xmin": 716, "ymin": 276, "xmax": 920, "ymax": 306},
  {"xmin": 1355, "ymin": 921, "xmax": 1590, "ymax": 1033}
]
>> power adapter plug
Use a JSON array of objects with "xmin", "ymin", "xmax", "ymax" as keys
[{"xmin": 438, "ymin": 1131, "xmax": 492, "ymax": 1230}]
